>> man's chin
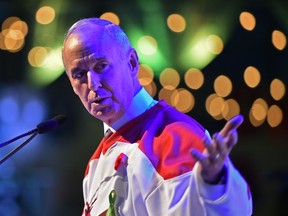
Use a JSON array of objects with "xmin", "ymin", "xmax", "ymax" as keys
[{"xmin": 91, "ymin": 108, "xmax": 115, "ymax": 123}]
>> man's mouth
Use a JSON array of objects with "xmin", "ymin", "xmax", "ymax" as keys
[{"xmin": 91, "ymin": 97, "xmax": 106, "ymax": 104}]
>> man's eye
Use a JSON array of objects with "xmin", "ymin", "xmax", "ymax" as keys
[
  {"xmin": 74, "ymin": 71, "xmax": 86, "ymax": 79},
  {"xmin": 95, "ymin": 62, "xmax": 108, "ymax": 72}
]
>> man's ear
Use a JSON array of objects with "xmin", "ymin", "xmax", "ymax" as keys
[{"xmin": 128, "ymin": 49, "xmax": 139, "ymax": 77}]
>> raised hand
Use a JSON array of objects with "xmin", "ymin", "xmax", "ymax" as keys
[{"xmin": 191, "ymin": 114, "xmax": 244, "ymax": 183}]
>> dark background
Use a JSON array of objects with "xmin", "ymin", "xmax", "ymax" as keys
[{"xmin": 0, "ymin": 0, "xmax": 287, "ymax": 215}]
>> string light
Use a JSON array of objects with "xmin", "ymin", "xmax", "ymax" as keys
[
  {"xmin": 35, "ymin": 6, "xmax": 56, "ymax": 25},
  {"xmin": 239, "ymin": 11, "xmax": 256, "ymax": 31},
  {"xmin": 167, "ymin": 14, "xmax": 186, "ymax": 33},
  {"xmin": 100, "ymin": 12, "xmax": 120, "ymax": 25},
  {"xmin": 184, "ymin": 68, "xmax": 204, "ymax": 90},
  {"xmin": 206, "ymin": 35, "xmax": 224, "ymax": 55},
  {"xmin": 172, "ymin": 88, "xmax": 194, "ymax": 113},
  {"xmin": 270, "ymin": 78, "xmax": 286, "ymax": 101},
  {"xmin": 244, "ymin": 66, "xmax": 261, "ymax": 88},
  {"xmin": 272, "ymin": 30, "xmax": 287, "ymax": 50},
  {"xmin": 214, "ymin": 75, "xmax": 232, "ymax": 97},
  {"xmin": 267, "ymin": 105, "xmax": 283, "ymax": 127},
  {"xmin": 159, "ymin": 68, "xmax": 180, "ymax": 90}
]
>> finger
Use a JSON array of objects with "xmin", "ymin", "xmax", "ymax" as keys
[
  {"xmin": 220, "ymin": 114, "xmax": 244, "ymax": 136},
  {"xmin": 203, "ymin": 136, "xmax": 218, "ymax": 158},
  {"xmin": 226, "ymin": 129, "xmax": 238, "ymax": 149},
  {"xmin": 191, "ymin": 148, "xmax": 210, "ymax": 167},
  {"xmin": 214, "ymin": 133, "xmax": 228, "ymax": 158}
]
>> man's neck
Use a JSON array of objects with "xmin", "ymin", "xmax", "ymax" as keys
[{"xmin": 103, "ymin": 87, "xmax": 157, "ymax": 133}]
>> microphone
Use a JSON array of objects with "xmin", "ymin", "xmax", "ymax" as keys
[
  {"xmin": 37, "ymin": 114, "xmax": 67, "ymax": 134},
  {"xmin": 0, "ymin": 115, "xmax": 67, "ymax": 148},
  {"xmin": 0, "ymin": 114, "xmax": 67, "ymax": 165}
]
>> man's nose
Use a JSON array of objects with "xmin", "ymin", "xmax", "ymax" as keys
[{"xmin": 87, "ymin": 71, "xmax": 102, "ymax": 91}]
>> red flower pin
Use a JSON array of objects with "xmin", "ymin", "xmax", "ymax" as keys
[{"xmin": 114, "ymin": 153, "xmax": 128, "ymax": 171}]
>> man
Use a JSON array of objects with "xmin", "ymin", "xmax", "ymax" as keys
[{"xmin": 62, "ymin": 18, "xmax": 252, "ymax": 215}]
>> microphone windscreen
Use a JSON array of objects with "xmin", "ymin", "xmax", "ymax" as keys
[
  {"xmin": 37, "ymin": 115, "xmax": 67, "ymax": 134},
  {"xmin": 52, "ymin": 115, "xmax": 67, "ymax": 126}
]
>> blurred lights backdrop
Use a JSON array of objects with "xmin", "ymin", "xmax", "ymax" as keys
[{"xmin": 0, "ymin": 0, "xmax": 287, "ymax": 215}]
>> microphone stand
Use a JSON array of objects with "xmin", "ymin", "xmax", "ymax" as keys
[
  {"xmin": 0, "ymin": 132, "xmax": 38, "ymax": 165},
  {"xmin": 0, "ymin": 129, "xmax": 38, "ymax": 148},
  {"xmin": 0, "ymin": 114, "xmax": 67, "ymax": 165}
]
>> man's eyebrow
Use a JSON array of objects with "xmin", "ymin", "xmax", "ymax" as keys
[
  {"xmin": 69, "ymin": 60, "xmax": 86, "ymax": 74},
  {"xmin": 69, "ymin": 56, "xmax": 108, "ymax": 74}
]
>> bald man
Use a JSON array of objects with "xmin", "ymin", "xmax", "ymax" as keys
[{"xmin": 62, "ymin": 18, "xmax": 252, "ymax": 216}]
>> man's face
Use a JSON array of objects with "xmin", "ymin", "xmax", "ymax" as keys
[{"xmin": 62, "ymin": 29, "xmax": 138, "ymax": 125}]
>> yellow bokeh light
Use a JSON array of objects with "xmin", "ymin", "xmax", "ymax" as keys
[
  {"xmin": 0, "ymin": 33, "xmax": 6, "ymax": 50},
  {"xmin": 184, "ymin": 68, "xmax": 204, "ymax": 90},
  {"xmin": 100, "ymin": 12, "xmax": 120, "ymax": 25},
  {"xmin": 42, "ymin": 47, "xmax": 64, "ymax": 71},
  {"xmin": 272, "ymin": 30, "xmax": 287, "ymax": 51},
  {"xmin": 214, "ymin": 75, "xmax": 232, "ymax": 97},
  {"xmin": 36, "ymin": 6, "xmax": 56, "ymax": 25},
  {"xmin": 267, "ymin": 105, "xmax": 283, "ymax": 127},
  {"xmin": 138, "ymin": 35, "xmax": 158, "ymax": 55},
  {"xmin": 2, "ymin": 29, "xmax": 24, "ymax": 40},
  {"xmin": 2, "ymin": 29, "xmax": 25, "ymax": 52},
  {"xmin": 239, "ymin": 11, "xmax": 256, "ymax": 31},
  {"xmin": 205, "ymin": 94, "xmax": 217, "ymax": 113},
  {"xmin": 160, "ymin": 68, "xmax": 180, "ymax": 90},
  {"xmin": 28, "ymin": 46, "xmax": 50, "ymax": 67},
  {"xmin": 167, "ymin": 14, "xmax": 186, "ymax": 33},
  {"xmin": 10, "ymin": 20, "xmax": 28, "ymax": 37},
  {"xmin": 138, "ymin": 64, "xmax": 154, "ymax": 86},
  {"xmin": 0, "ymin": 17, "xmax": 27, "ymax": 52},
  {"xmin": 251, "ymin": 98, "xmax": 268, "ymax": 121},
  {"xmin": 222, "ymin": 99, "xmax": 240, "ymax": 120},
  {"xmin": 249, "ymin": 109, "xmax": 265, "ymax": 127},
  {"xmin": 1, "ymin": 16, "xmax": 20, "ymax": 30},
  {"xmin": 143, "ymin": 81, "xmax": 157, "ymax": 98},
  {"xmin": 171, "ymin": 88, "xmax": 194, "ymax": 113},
  {"xmin": 244, "ymin": 66, "xmax": 261, "ymax": 88},
  {"xmin": 206, "ymin": 35, "xmax": 224, "ymax": 55},
  {"xmin": 270, "ymin": 78, "xmax": 286, "ymax": 101},
  {"xmin": 206, "ymin": 94, "xmax": 224, "ymax": 120},
  {"xmin": 158, "ymin": 88, "xmax": 178, "ymax": 106}
]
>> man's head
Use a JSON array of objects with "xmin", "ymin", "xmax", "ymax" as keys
[{"xmin": 62, "ymin": 18, "xmax": 141, "ymax": 126}]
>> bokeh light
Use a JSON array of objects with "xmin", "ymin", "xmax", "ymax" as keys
[
  {"xmin": 250, "ymin": 98, "xmax": 268, "ymax": 122},
  {"xmin": 2, "ymin": 29, "xmax": 25, "ymax": 52},
  {"xmin": 244, "ymin": 66, "xmax": 261, "ymax": 88},
  {"xmin": 184, "ymin": 68, "xmax": 204, "ymax": 90},
  {"xmin": 138, "ymin": 64, "xmax": 154, "ymax": 86},
  {"xmin": 206, "ymin": 94, "xmax": 225, "ymax": 120},
  {"xmin": 143, "ymin": 81, "xmax": 157, "ymax": 98},
  {"xmin": 0, "ymin": 17, "xmax": 28, "ymax": 52},
  {"xmin": 0, "ymin": 96, "xmax": 20, "ymax": 123},
  {"xmin": 100, "ymin": 12, "xmax": 120, "ymax": 25},
  {"xmin": 10, "ymin": 20, "xmax": 28, "ymax": 38},
  {"xmin": 239, "ymin": 11, "xmax": 256, "ymax": 31},
  {"xmin": 205, "ymin": 34, "xmax": 224, "ymax": 54},
  {"xmin": 267, "ymin": 105, "xmax": 283, "ymax": 127},
  {"xmin": 270, "ymin": 78, "xmax": 286, "ymax": 101},
  {"xmin": 214, "ymin": 75, "xmax": 232, "ymax": 97},
  {"xmin": 28, "ymin": 46, "xmax": 50, "ymax": 67},
  {"xmin": 272, "ymin": 30, "xmax": 287, "ymax": 50},
  {"xmin": 171, "ymin": 88, "xmax": 194, "ymax": 113},
  {"xmin": 222, "ymin": 99, "xmax": 240, "ymax": 120},
  {"xmin": 1, "ymin": 16, "xmax": 20, "ymax": 30},
  {"xmin": 35, "ymin": 6, "xmax": 56, "ymax": 25},
  {"xmin": 158, "ymin": 88, "xmax": 178, "ymax": 105},
  {"xmin": 159, "ymin": 68, "xmax": 180, "ymax": 90},
  {"xmin": 138, "ymin": 35, "xmax": 158, "ymax": 56},
  {"xmin": 167, "ymin": 14, "xmax": 186, "ymax": 33}
]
